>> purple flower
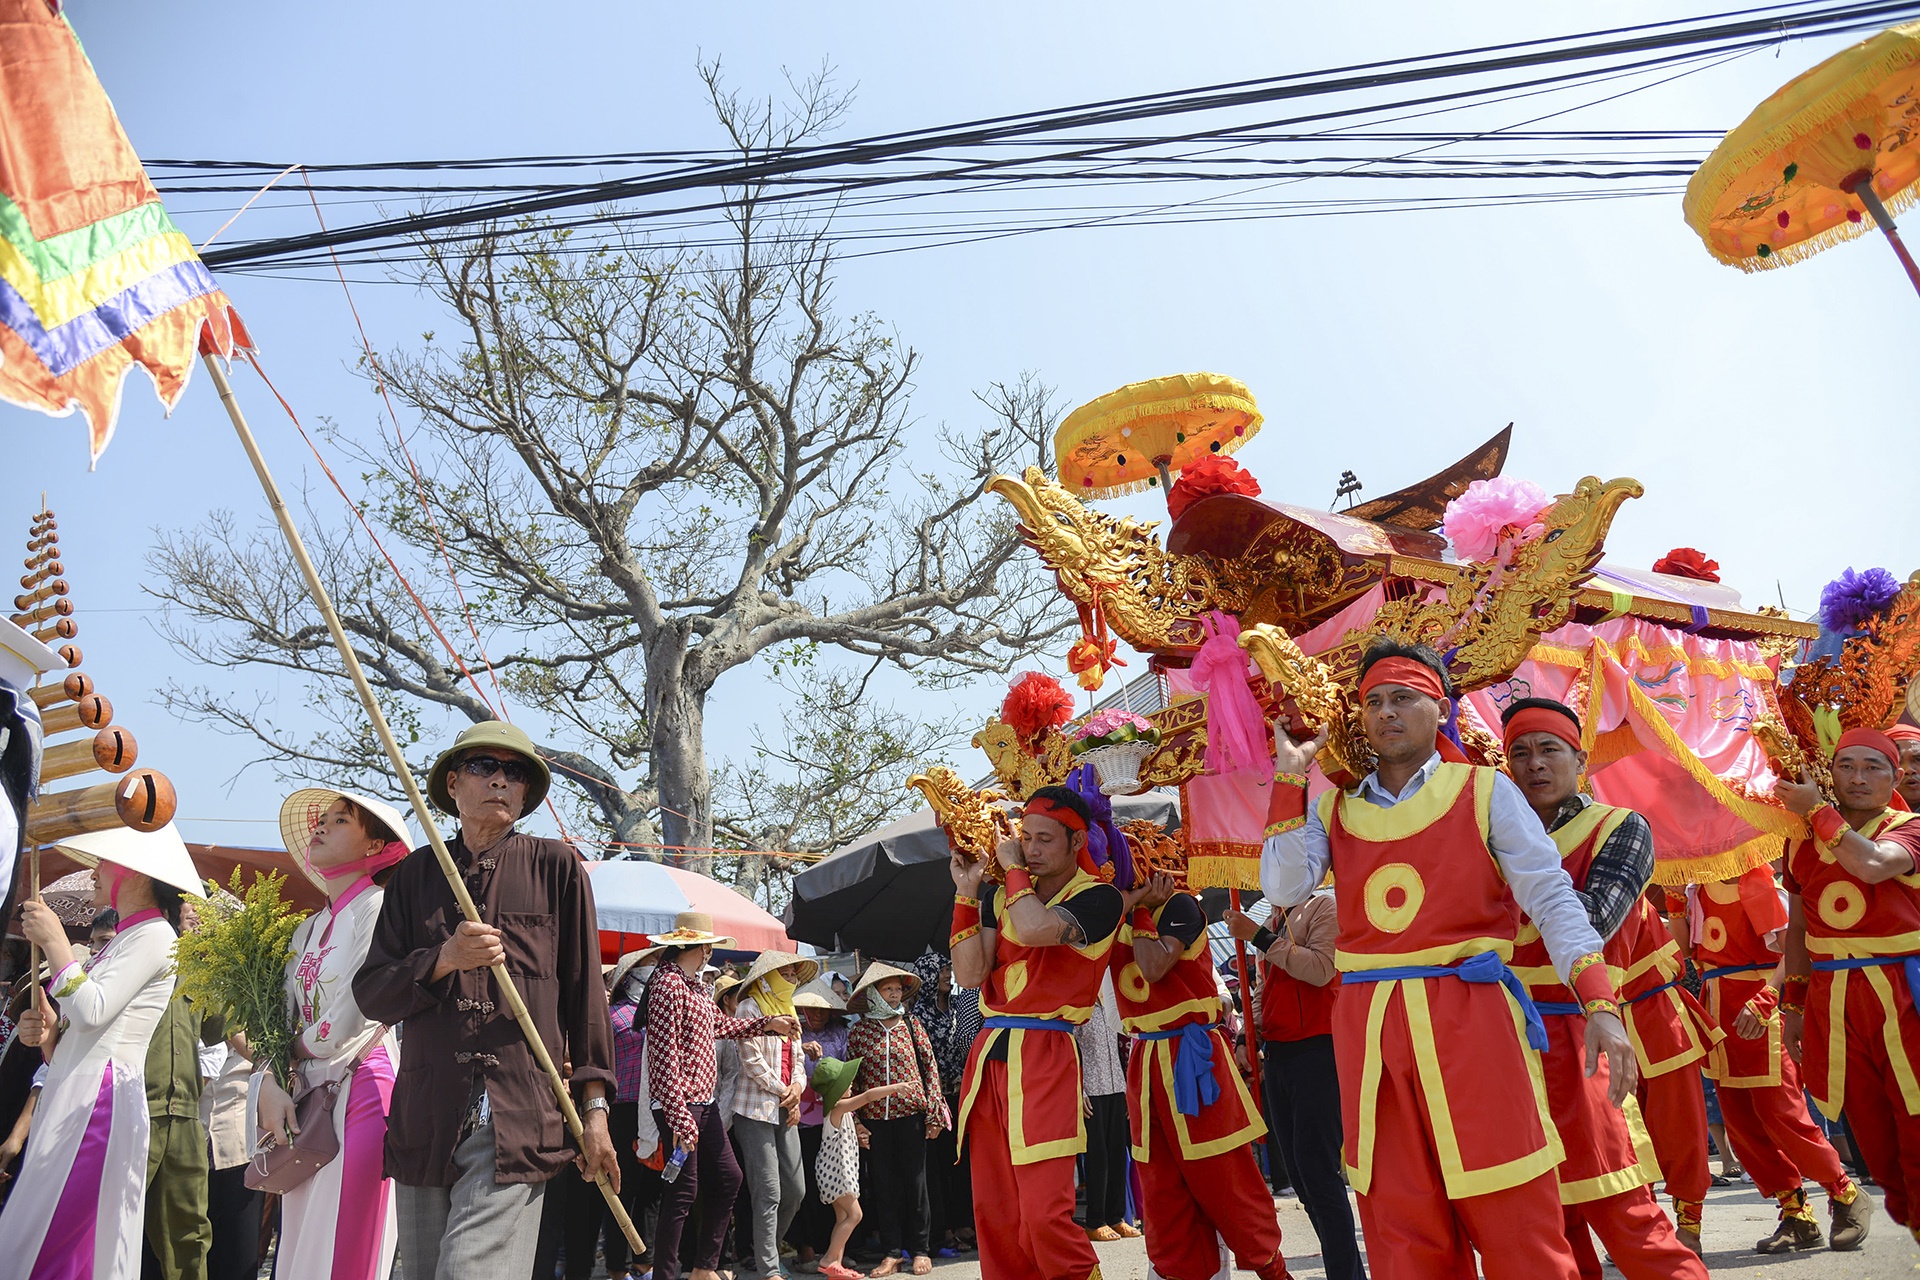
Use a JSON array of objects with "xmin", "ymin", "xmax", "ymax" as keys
[{"xmin": 1818, "ymin": 566, "xmax": 1901, "ymax": 634}]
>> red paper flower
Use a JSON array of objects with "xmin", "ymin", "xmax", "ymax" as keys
[
  {"xmin": 1002, "ymin": 671, "xmax": 1075, "ymax": 753},
  {"xmin": 1651, "ymin": 547, "xmax": 1721, "ymax": 583},
  {"xmin": 1167, "ymin": 454, "xmax": 1262, "ymax": 521}
]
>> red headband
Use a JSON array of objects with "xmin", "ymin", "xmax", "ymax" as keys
[
  {"xmin": 1835, "ymin": 727, "xmax": 1902, "ymax": 769},
  {"xmin": 1023, "ymin": 795, "xmax": 1088, "ymax": 833},
  {"xmin": 1502, "ymin": 705, "xmax": 1582, "ymax": 755},
  {"xmin": 1359, "ymin": 657, "xmax": 1448, "ymax": 703}
]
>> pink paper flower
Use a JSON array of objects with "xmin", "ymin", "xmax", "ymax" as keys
[{"xmin": 1442, "ymin": 477, "xmax": 1551, "ymax": 564}]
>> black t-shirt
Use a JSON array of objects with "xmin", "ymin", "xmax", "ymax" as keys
[
  {"xmin": 978, "ymin": 877, "xmax": 1125, "ymax": 1061},
  {"xmin": 1152, "ymin": 893, "xmax": 1206, "ymax": 950}
]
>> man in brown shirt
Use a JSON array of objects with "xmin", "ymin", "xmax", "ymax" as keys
[{"xmin": 355, "ymin": 721, "xmax": 617, "ymax": 1280}]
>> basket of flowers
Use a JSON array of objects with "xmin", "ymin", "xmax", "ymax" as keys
[{"xmin": 1068, "ymin": 708, "xmax": 1162, "ymax": 795}]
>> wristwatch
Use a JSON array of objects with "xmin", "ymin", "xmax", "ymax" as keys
[{"xmin": 583, "ymin": 1096, "xmax": 610, "ymax": 1115}]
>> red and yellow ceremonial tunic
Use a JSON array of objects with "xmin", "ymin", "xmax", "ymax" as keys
[
  {"xmin": 1111, "ymin": 900, "xmax": 1266, "ymax": 1162},
  {"xmin": 1617, "ymin": 895, "xmax": 1722, "ymax": 1079},
  {"xmin": 1320, "ymin": 761, "xmax": 1563, "ymax": 1200},
  {"xmin": 955, "ymin": 866, "xmax": 1115, "ymax": 1165},
  {"xmin": 1507, "ymin": 803, "xmax": 1661, "ymax": 1206},
  {"xmin": 1784, "ymin": 809, "xmax": 1920, "ymax": 1120},
  {"xmin": 1694, "ymin": 871, "xmax": 1786, "ymax": 1089}
]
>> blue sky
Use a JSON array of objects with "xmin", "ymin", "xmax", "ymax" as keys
[{"xmin": 5, "ymin": 3, "xmax": 1915, "ymax": 851}]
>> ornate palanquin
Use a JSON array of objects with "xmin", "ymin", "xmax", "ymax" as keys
[{"xmin": 973, "ymin": 430, "xmax": 1820, "ymax": 888}]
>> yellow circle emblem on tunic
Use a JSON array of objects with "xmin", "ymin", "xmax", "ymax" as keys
[
  {"xmin": 1002, "ymin": 959, "xmax": 1029, "ymax": 1001},
  {"xmin": 1117, "ymin": 961, "xmax": 1150, "ymax": 1004},
  {"xmin": 1363, "ymin": 862, "xmax": 1425, "ymax": 934},
  {"xmin": 1817, "ymin": 881, "xmax": 1867, "ymax": 931},
  {"xmin": 1701, "ymin": 916, "xmax": 1729, "ymax": 954}
]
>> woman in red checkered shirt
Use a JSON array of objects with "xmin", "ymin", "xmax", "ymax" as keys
[{"xmin": 639, "ymin": 914, "xmax": 799, "ymax": 1280}]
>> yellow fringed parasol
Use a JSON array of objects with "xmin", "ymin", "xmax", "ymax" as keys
[
  {"xmin": 1055, "ymin": 372, "xmax": 1262, "ymax": 499},
  {"xmin": 1685, "ymin": 21, "xmax": 1920, "ymax": 298}
]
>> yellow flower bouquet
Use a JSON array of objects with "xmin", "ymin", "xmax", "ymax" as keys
[{"xmin": 174, "ymin": 868, "xmax": 308, "ymax": 1089}]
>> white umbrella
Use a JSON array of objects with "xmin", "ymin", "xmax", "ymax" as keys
[{"xmin": 54, "ymin": 822, "xmax": 203, "ymax": 897}]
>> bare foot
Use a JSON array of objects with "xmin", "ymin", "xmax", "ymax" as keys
[
  {"xmin": 869, "ymin": 1259, "xmax": 904, "ymax": 1278},
  {"xmin": 911, "ymin": 1256, "xmax": 933, "ymax": 1276}
]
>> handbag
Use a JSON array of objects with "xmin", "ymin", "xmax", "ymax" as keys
[{"xmin": 244, "ymin": 1028, "xmax": 387, "ymax": 1195}]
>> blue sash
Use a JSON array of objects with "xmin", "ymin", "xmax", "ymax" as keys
[
  {"xmin": 1810, "ymin": 955, "xmax": 1920, "ymax": 1006},
  {"xmin": 1535, "ymin": 1002, "xmax": 1583, "ymax": 1017},
  {"xmin": 1136, "ymin": 1022, "xmax": 1223, "ymax": 1117},
  {"xmin": 1626, "ymin": 975, "xmax": 1683, "ymax": 1005},
  {"xmin": 981, "ymin": 1016, "xmax": 1073, "ymax": 1032},
  {"xmin": 1342, "ymin": 950, "xmax": 1548, "ymax": 1052}
]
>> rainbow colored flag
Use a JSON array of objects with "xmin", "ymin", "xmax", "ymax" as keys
[{"xmin": 0, "ymin": 0, "xmax": 244, "ymax": 462}]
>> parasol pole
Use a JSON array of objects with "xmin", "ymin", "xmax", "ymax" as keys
[
  {"xmin": 1227, "ymin": 887, "xmax": 1262, "ymax": 1105},
  {"xmin": 197, "ymin": 354, "xmax": 644, "ymax": 1255},
  {"xmin": 1154, "ymin": 458, "xmax": 1175, "ymax": 493},
  {"xmin": 1849, "ymin": 180, "xmax": 1920, "ymax": 300}
]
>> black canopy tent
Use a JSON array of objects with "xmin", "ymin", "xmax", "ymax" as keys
[{"xmin": 786, "ymin": 791, "xmax": 1185, "ymax": 961}]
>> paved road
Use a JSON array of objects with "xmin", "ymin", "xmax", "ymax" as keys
[{"xmin": 915, "ymin": 1182, "xmax": 1916, "ymax": 1277}]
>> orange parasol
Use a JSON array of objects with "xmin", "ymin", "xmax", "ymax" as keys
[
  {"xmin": 1055, "ymin": 372, "xmax": 1262, "ymax": 499},
  {"xmin": 1685, "ymin": 21, "xmax": 1920, "ymax": 298}
]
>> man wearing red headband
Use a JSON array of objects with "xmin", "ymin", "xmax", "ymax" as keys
[
  {"xmin": 1108, "ymin": 870, "xmax": 1290, "ymax": 1280},
  {"xmin": 1260, "ymin": 642, "xmax": 1634, "ymax": 1280},
  {"xmin": 950, "ymin": 784, "xmax": 1125, "ymax": 1280},
  {"xmin": 1889, "ymin": 724, "xmax": 1920, "ymax": 812},
  {"xmin": 1500, "ymin": 698, "xmax": 1709, "ymax": 1277},
  {"xmin": 1777, "ymin": 726, "xmax": 1920, "ymax": 1246}
]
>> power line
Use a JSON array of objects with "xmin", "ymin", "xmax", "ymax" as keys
[{"xmin": 196, "ymin": 1, "xmax": 1920, "ymax": 270}]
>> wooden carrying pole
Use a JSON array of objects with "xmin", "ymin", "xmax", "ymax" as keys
[
  {"xmin": 1227, "ymin": 887, "xmax": 1261, "ymax": 1102},
  {"xmin": 200, "ymin": 354, "xmax": 642, "ymax": 1254}
]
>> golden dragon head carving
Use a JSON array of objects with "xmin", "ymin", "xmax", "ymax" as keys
[
  {"xmin": 1755, "ymin": 568, "xmax": 1920, "ymax": 795},
  {"xmin": 907, "ymin": 766, "xmax": 1016, "ymax": 884},
  {"xmin": 1367, "ymin": 476, "xmax": 1643, "ymax": 689},
  {"xmin": 988, "ymin": 467, "xmax": 1253, "ymax": 650}
]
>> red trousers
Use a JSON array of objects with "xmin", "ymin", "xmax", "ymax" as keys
[
  {"xmin": 1832, "ymin": 1029, "xmax": 1920, "ymax": 1227},
  {"xmin": 1562, "ymin": 1187, "xmax": 1708, "ymax": 1280},
  {"xmin": 1135, "ymin": 1103, "xmax": 1285, "ymax": 1280},
  {"xmin": 1716, "ymin": 1053, "xmax": 1847, "ymax": 1200},
  {"xmin": 966, "ymin": 1060, "xmax": 1101, "ymax": 1280},
  {"xmin": 1353, "ymin": 1020, "xmax": 1580, "ymax": 1280},
  {"xmin": 1636, "ymin": 1067, "xmax": 1711, "ymax": 1206}
]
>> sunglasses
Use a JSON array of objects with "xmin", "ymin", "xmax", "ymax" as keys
[{"xmin": 458, "ymin": 755, "xmax": 536, "ymax": 785}]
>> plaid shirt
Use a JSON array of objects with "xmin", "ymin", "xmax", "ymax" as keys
[
  {"xmin": 1550, "ymin": 795, "xmax": 1657, "ymax": 942},
  {"xmin": 644, "ymin": 963, "xmax": 772, "ymax": 1140},
  {"xmin": 847, "ymin": 1014, "xmax": 950, "ymax": 1129},
  {"xmin": 609, "ymin": 1000, "xmax": 645, "ymax": 1104}
]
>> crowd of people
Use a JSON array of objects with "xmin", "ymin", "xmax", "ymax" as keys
[{"xmin": 1, "ymin": 640, "xmax": 1919, "ymax": 1280}]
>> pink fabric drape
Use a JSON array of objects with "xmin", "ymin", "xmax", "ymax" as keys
[{"xmin": 1459, "ymin": 616, "xmax": 1798, "ymax": 882}]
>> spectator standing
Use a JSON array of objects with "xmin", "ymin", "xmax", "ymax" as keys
[
  {"xmin": 789, "ymin": 983, "xmax": 850, "ymax": 1270},
  {"xmin": 1227, "ymin": 890, "xmax": 1365, "ymax": 1280},
  {"xmin": 917, "ymin": 962, "xmax": 978, "ymax": 1256},
  {"xmin": 594, "ymin": 950, "xmax": 659, "ymax": 1280},
  {"xmin": 200, "ymin": 1028, "xmax": 260, "ymax": 1280},
  {"xmin": 639, "ymin": 912, "xmax": 799, "ymax": 1280},
  {"xmin": 846, "ymin": 963, "xmax": 949, "ymax": 1278},
  {"xmin": 261, "ymin": 788, "xmax": 412, "ymax": 1280},
  {"xmin": 1073, "ymin": 973, "xmax": 1132, "ymax": 1241},
  {"xmin": 0, "ymin": 827, "xmax": 199, "ymax": 1279},
  {"xmin": 734, "ymin": 952, "xmax": 818, "ymax": 1280},
  {"xmin": 141, "ymin": 984, "xmax": 213, "ymax": 1280},
  {"xmin": 354, "ymin": 721, "xmax": 619, "ymax": 1280}
]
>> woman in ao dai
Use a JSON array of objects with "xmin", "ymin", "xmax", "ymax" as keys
[
  {"xmin": 252, "ymin": 789, "xmax": 410, "ymax": 1280},
  {"xmin": 0, "ymin": 836, "xmax": 187, "ymax": 1280}
]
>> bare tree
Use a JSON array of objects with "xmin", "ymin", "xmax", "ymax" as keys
[{"xmin": 150, "ymin": 66, "xmax": 1071, "ymax": 861}]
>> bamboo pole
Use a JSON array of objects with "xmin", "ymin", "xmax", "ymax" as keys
[
  {"xmin": 1227, "ymin": 887, "xmax": 1261, "ymax": 1104},
  {"xmin": 199, "ymin": 354, "xmax": 642, "ymax": 1254}
]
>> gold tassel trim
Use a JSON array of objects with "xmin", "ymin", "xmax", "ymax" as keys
[{"xmin": 1185, "ymin": 852, "xmax": 1262, "ymax": 892}]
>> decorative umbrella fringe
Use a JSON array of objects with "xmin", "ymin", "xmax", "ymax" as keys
[
  {"xmin": 1063, "ymin": 428, "xmax": 1258, "ymax": 500},
  {"xmin": 1719, "ymin": 177, "xmax": 1920, "ymax": 270},
  {"xmin": 1057, "ymin": 392, "xmax": 1260, "ymax": 447},
  {"xmin": 1684, "ymin": 26, "xmax": 1920, "ymax": 229},
  {"xmin": 1647, "ymin": 833, "xmax": 1788, "ymax": 888}
]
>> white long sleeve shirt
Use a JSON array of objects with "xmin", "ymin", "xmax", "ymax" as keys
[{"xmin": 1259, "ymin": 752, "xmax": 1604, "ymax": 982}]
